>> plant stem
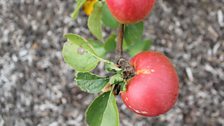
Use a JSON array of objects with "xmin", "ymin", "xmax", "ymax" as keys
[{"xmin": 117, "ymin": 24, "xmax": 125, "ymax": 58}]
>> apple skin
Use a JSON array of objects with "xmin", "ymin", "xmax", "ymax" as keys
[
  {"xmin": 105, "ymin": 0, "xmax": 155, "ymax": 24},
  {"xmin": 121, "ymin": 51, "xmax": 179, "ymax": 116}
]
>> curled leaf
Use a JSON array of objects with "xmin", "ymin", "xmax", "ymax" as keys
[{"xmin": 76, "ymin": 72, "xmax": 109, "ymax": 93}]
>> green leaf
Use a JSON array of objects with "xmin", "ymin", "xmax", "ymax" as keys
[
  {"xmin": 75, "ymin": 72, "xmax": 109, "ymax": 93},
  {"xmin": 64, "ymin": 34, "xmax": 112, "ymax": 64},
  {"xmin": 104, "ymin": 62, "xmax": 121, "ymax": 72},
  {"xmin": 104, "ymin": 34, "xmax": 116, "ymax": 52},
  {"xmin": 123, "ymin": 39, "xmax": 129, "ymax": 51},
  {"xmin": 86, "ymin": 91, "xmax": 119, "ymax": 126},
  {"xmin": 102, "ymin": 3, "xmax": 119, "ymax": 29},
  {"xmin": 109, "ymin": 73, "xmax": 123, "ymax": 85},
  {"xmin": 128, "ymin": 39, "xmax": 152, "ymax": 57},
  {"xmin": 120, "ymin": 81, "xmax": 127, "ymax": 91},
  {"xmin": 88, "ymin": 1, "xmax": 103, "ymax": 41},
  {"xmin": 88, "ymin": 40, "xmax": 106, "ymax": 58},
  {"xmin": 124, "ymin": 22, "xmax": 144, "ymax": 45},
  {"xmin": 109, "ymin": 73, "xmax": 126, "ymax": 92},
  {"xmin": 71, "ymin": 0, "xmax": 87, "ymax": 20},
  {"xmin": 64, "ymin": 34, "xmax": 96, "ymax": 54},
  {"xmin": 62, "ymin": 34, "xmax": 99, "ymax": 72},
  {"xmin": 62, "ymin": 42, "xmax": 99, "ymax": 72}
]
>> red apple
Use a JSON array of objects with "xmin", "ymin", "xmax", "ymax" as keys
[
  {"xmin": 105, "ymin": 0, "xmax": 155, "ymax": 24},
  {"xmin": 121, "ymin": 51, "xmax": 179, "ymax": 116}
]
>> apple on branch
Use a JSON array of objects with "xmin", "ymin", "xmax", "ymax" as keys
[
  {"xmin": 121, "ymin": 51, "xmax": 179, "ymax": 116},
  {"xmin": 106, "ymin": 0, "xmax": 156, "ymax": 24}
]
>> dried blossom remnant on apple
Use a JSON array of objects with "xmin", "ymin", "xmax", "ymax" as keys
[{"xmin": 117, "ymin": 58, "xmax": 135, "ymax": 80}]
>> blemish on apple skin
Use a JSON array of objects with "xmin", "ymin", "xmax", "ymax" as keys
[
  {"xmin": 128, "ymin": 105, "xmax": 133, "ymax": 109},
  {"xmin": 134, "ymin": 110, "xmax": 140, "ymax": 113},
  {"xmin": 125, "ymin": 97, "xmax": 128, "ymax": 102},
  {"xmin": 77, "ymin": 47, "xmax": 85, "ymax": 55},
  {"xmin": 136, "ymin": 69, "xmax": 151, "ymax": 74},
  {"xmin": 151, "ymin": 69, "xmax": 155, "ymax": 72},
  {"xmin": 140, "ymin": 111, "xmax": 148, "ymax": 114},
  {"xmin": 129, "ymin": 107, "xmax": 141, "ymax": 114},
  {"xmin": 133, "ymin": 109, "xmax": 149, "ymax": 115}
]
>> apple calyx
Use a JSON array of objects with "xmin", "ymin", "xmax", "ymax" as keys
[{"xmin": 117, "ymin": 58, "xmax": 135, "ymax": 80}]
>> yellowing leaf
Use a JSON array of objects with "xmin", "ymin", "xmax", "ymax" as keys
[{"xmin": 83, "ymin": 0, "xmax": 97, "ymax": 16}]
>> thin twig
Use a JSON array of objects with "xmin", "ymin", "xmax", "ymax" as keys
[{"xmin": 117, "ymin": 24, "xmax": 125, "ymax": 58}]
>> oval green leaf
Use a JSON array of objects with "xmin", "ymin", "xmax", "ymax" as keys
[
  {"xmin": 62, "ymin": 34, "xmax": 100, "ymax": 72},
  {"xmin": 64, "ymin": 34, "xmax": 96, "ymax": 54},
  {"xmin": 124, "ymin": 22, "xmax": 144, "ymax": 45},
  {"xmin": 102, "ymin": 3, "xmax": 119, "ymax": 29},
  {"xmin": 88, "ymin": 39, "xmax": 106, "ymax": 58},
  {"xmin": 128, "ymin": 39, "xmax": 152, "ymax": 57},
  {"xmin": 104, "ymin": 34, "xmax": 116, "ymax": 53},
  {"xmin": 75, "ymin": 72, "xmax": 109, "ymax": 93},
  {"xmin": 88, "ymin": 1, "xmax": 103, "ymax": 41},
  {"xmin": 62, "ymin": 42, "xmax": 99, "ymax": 72},
  {"xmin": 86, "ymin": 91, "xmax": 119, "ymax": 126},
  {"xmin": 71, "ymin": 0, "xmax": 87, "ymax": 20}
]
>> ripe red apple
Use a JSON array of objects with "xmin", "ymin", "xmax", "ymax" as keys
[
  {"xmin": 105, "ymin": 0, "xmax": 155, "ymax": 24},
  {"xmin": 121, "ymin": 51, "xmax": 179, "ymax": 116}
]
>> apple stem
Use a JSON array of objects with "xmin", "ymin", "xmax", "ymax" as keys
[
  {"xmin": 115, "ymin": 24, "xmax": 135, "ymax": 95},
  {"xmin": 116, "ymin": 24, "xmax": 135, "ymax": 80},
  {"xmin": 117, "ymin": 24, "xmax": 125, "ymax": 58}
]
